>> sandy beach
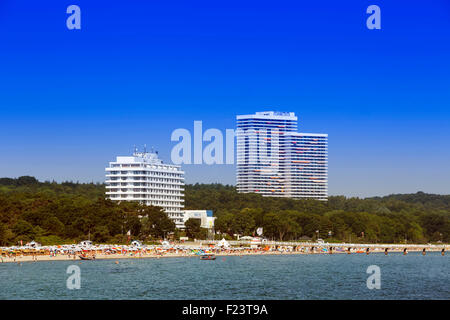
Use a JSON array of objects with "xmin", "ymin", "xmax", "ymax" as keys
[
  {"xmin": 0, "ymin": 250, "xmax": 308, "ymax": 263},
  {"xmin": 1, "ymin": 246, "xmax": 446, "ymax": 264}
]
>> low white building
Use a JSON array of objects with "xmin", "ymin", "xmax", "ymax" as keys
[{"xmin": 182, "ymin": 210, "xmax": 215, "ymax": 230}]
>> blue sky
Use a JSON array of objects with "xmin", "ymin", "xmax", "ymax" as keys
[{"xmin": 0, "ymin": 0, "xmax": 449, "ymax": 197}]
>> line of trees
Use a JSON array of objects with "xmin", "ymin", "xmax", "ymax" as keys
[
  {"xmin": 185, "ymin": 184, "xmax": 450, "ymax": 243},
  {"xmin": 0, "ymin": 177, "xmax": 449, "ymax": 245},
  {"xmin": 0, "ymin": 177, "xmax": 176, "ymax": 245}
]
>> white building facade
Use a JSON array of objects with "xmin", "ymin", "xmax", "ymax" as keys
[
  {"xmin": 105, "ymin": 150, "xmax": 185, "ymax": 227},
  {"xmin": 183, "ymin": 210, "xmax": 215, "ymax": 230},
  {"xmin": 236, "ymin": 111, "xmax": 328, "ymax": 200}
]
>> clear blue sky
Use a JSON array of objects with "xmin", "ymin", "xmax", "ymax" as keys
[{"xmin": 1, "ymin": 0, "xmax": 449, "ymax": 197}]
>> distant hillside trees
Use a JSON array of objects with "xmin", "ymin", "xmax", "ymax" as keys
[
  {"xmin": 184, "ymin": 183, "xmax": 449, "ymax": 243},
  {"xmin": 0, "ymin": 177, "xmax": 448, "ymax": 244}
]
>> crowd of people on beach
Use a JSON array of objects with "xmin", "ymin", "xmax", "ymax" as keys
[{"xmin": 0, "ymin": 240, "xmax": 447, "ymax": 263}]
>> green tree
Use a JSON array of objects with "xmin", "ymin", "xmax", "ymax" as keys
[
  {"xmin": 262, "ymin": 213, "xmax": 280, "ymax": 240},
  {"xmin": 214, "ymin": 212, "xmax": 234, "ymax": 235},
  {"xmin": 0, "ymin": 223, "xmax": 7, "ymax": 246},
  {"xmin": 230, "ymin": 209, "xmax": 256, "ymax": 236},
  {"xmin": 184, "ymin": 218, "xmax": 201, "ymax": 239},
  {"xmin": 93, "ymin": 226, "xmax": 111, "ymax": 243},
  {"xmin": 142, "ymin": 206, "xmax": 175, "ymax": 239},
  {"xmin": 13, "ymin": 219, "xmax": 35, "ymax": 240},
  {"xmin": 42, "ymin": 216, "xmax": 65, "ymax": 236}
]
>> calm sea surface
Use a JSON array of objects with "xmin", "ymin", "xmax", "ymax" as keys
[{"xmin": 0, "ymin": 252, "xmax": 448, "ymax": 299}]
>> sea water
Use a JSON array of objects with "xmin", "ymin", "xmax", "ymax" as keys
[{"xmin": 0, "ymin": 252, "xmax": 448, "ymax": 299}]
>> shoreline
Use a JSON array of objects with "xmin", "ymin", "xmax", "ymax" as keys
[
  {"xmin": 0, "ymin": 251, "xmax": 307, "ymax": 263},
  {"xmin": 1, "ymin": 248, "xmax": 446, "ymax": 264}
]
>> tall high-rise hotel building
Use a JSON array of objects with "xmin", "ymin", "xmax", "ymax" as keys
[{"xmin": 236, "ymin": 111, "xmax": 328, "ymax": 200}]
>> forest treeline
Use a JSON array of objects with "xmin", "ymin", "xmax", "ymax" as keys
[
  {"xmin": 185, "ymin": 184, "xmax": 450, "ymax": 243},
  {"xmin": 0, "ymin": 177, "xmax": 449, "ymax": 245},
  {"xmin": 0, "ymin": 177, "xmax": 176, "ymax": 245}
]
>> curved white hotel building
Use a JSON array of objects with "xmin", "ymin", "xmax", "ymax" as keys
[
  {"xmin": 105, "ymin": 150, "xmax": 185, "ymax": 227},
  {"xmin": 236, "ymin": 111, "xmax": 328, "ymax": 200}
]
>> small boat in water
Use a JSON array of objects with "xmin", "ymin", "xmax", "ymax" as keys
[
  {"xmin": 200, "ymin": 254, "xmax": 216, "ymax": 260},
  {"xmin": 79, "ymin": 255, "xmax": 95, "ymax": 260}
]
